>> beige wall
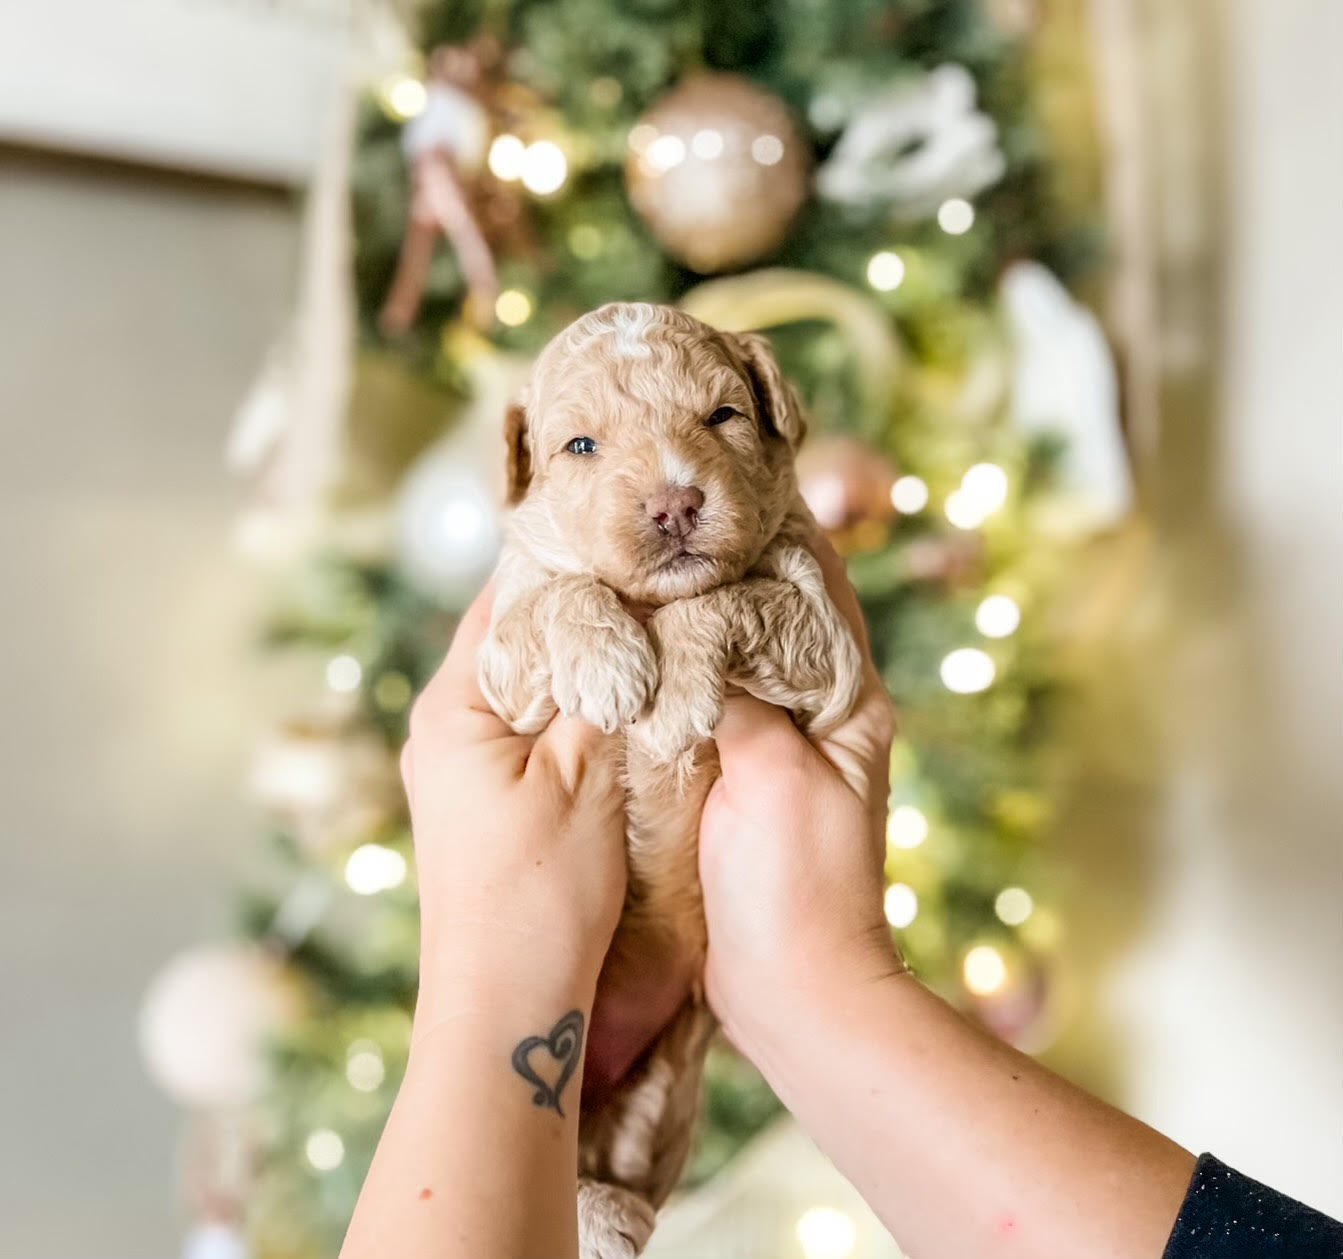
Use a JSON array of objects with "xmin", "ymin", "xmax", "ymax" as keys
[
  {"xmin": 1060, "ymin": 0, "xmax": 1343, "ymax": 1218},
  {"xmin": 0, "ymin": 154, "xmax": 298, "ymax": 1256}
]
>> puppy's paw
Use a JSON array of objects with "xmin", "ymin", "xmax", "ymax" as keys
[
  {"xmin": 629, "ymin": 676, "xmax": 721, "ymax": 763},
  {"xmin": 477, "ymin": 638, "xmax": 555, "ymax": 735},
  {"xmin": 578, "ymin": 1180, "xmax": 656, "ymax": 1259},
  {"xmin": 549, "ymin": 618, "xmax": 657, "ymax": 734}
]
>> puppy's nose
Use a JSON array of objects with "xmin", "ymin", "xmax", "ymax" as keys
[{"xmin": 646, "ymin": 485, "xmax": 704, "ymax": 539}]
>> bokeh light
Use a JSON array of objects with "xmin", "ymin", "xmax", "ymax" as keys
[
  {"xmin": 795, "ymin": 1206, "xmax": 857, "ymax": 1259},
  {"xmin": 940, "ymin": 648, "xmax": 996, "ymax": 694},
  {"xmin": 963, "ymin": 944, "xmax": 1008, "ymax": 995},
  {"xmin": 344, "ymin": 844, "xmax": 407, "ymax": 896},
  {"xmin": 866, "ymin": 250, "xmax": 906, "ymax": 292},
  {"xmin": 884, "ymin": 883, "xmax": 919, "ymax": 928},
  {"xmin": 976, "ymin": 594, "xmax": 1021, "ymax": 638}
]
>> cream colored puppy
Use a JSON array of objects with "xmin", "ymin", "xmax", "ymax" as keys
[{"xmin": 478, "ymin": 302, "xmax": 862, "ymax": 1258}]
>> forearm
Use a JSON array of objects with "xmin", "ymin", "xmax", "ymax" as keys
[
  {"xmin": 748, "ymin": 972, "xmax": 1195, "ymax": 1259},
  {"xmin": 342, "ymin": 951, "xmax": 597, "ymax": 1259}
]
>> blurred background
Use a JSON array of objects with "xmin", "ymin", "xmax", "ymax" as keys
[{"xmin": 1, "ymin": 1, "xmax": 1340, "ymax": 1257}]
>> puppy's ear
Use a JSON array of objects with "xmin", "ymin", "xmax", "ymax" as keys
[
  {"xmin": 733, "ymin": 331, "xmax": 807, "ymax": 450},
  {"xmin": 503, "ymin": 395, "xmax": 532, "ymax": 505}
]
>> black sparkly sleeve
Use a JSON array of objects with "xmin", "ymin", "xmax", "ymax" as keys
[{"xmin": 1163, "ymin": 1154, "xmax": 1343, "ymax": 1258}]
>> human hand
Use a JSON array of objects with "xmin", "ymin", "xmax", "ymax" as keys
[
  {"xmin": 401, "ymin": 583, "xmax": 628, "ymax": 1026},
  {"xmin": 698, "ymin": 536, "xmax": 901, "ymax": 1062}
]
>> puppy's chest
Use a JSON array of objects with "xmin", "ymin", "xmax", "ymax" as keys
[{"xmin": 620, "ymin": 736, "xmax": 719, "ymax": 849}]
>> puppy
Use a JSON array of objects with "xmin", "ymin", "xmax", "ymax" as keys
[{"xmin": 478, "ymin": 302, "xmax": 862, "ymax": 1258}]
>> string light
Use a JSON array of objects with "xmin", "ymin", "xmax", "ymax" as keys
[
  {"xmin": 344, "ymin": 843, "xmax": 407, "ymax": 896},
  {"xmin": 326, "ymin": 655, "xmax": 362, "ymax": 694},
  {"xmin": 751, "ymin": 133, "xmax": 785, "ymax": 165},
  {"xmin": 940, "ymin": 648, "xmax": 996, "ymax": 694},
  {"xmin": 305, "ymin": 1128, "xmax": 345, "ymax": 1172},
  {"xmin": 963, "ymin": 945, "xmax": 1007, "ymax": 995},
  {"xmin": 383, "ymin": 77, "xmax": 427, "ymax": 120},
  {"xmin": 346, "ymin": 1041, "xmax": 387, "ymax": 1092},
  {"xmin": 796, "ymin": 1206, "xmax": 857, "ymax": 1259},
  {"xmin": 890, "ymin": 474, "xmax": 928, "ymax": 513},
  {"xmin": 945, "ymin": 462, "xmax": 1009, "ymax": 529},
  {"xmin": 627, "ymin": 123, "xmax": 658, "ymax": 154},
  {"xmin": 884, "ymin": 883, "xmax": 919, "ymax": 929},
  {"xmin": 976, "ymin": 594, "xmax": 1021, "ymax": 639},
  {"xmin": 938, "ymin": 197, "xmax": 975, "ymax": 235},
  {"xmin": 691, "ymin": 128, "xmax": 724, "ymax": 159},
  {"xmin": 494, "ymin": 289, "xmax": 533, "ymax": 327},
  {"xmin": 943, "ymin": 489, "xmax": 980, "ymax": 529},
  {"xmin": 963, "ymin": 462, "xmax": 1009, "ymax": 512},
  {"xmin": 995, "ymin": 887, "xmax": 1035, "ymax": 927},
  {"xmin": 866, "ymin": 250, "xmax": 906, "ymax": 292},
  {"xmin": 644, "ymin": 133, "xmax": 686, "ymax": 173},
  {"xmin": 520, "ymin": 141, "xmax": 567, "ymax": 195},
  {"xmin": 487, "ymin": 134, "xmax": 526, "ymax": 181},
  {"xmin": 886, "ymin": 805, "xmax": 929, "ymax": 849}
]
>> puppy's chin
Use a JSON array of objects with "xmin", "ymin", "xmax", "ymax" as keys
[{"xmin": 608, "ymin": 552, "xmax": 741, "ymax": 606}]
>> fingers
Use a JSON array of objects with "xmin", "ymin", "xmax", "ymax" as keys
[
  {"xmin": 712, "ymin": 693, "xmax": 817, "ymax": 777},
  {"xmin": 532, "ymin": 713, "xmax": 622, "ymax": 794}
]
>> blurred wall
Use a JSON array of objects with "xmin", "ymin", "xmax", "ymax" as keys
[
  {"xmin": 0, "ymin": 154, "xmax": 298, "ymax": 1257},
  {"xmin": 1066, "ymin": 0, "xmax": 1343, "ymax": 1218}
]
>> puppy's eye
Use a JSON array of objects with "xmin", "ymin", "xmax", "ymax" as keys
[
  {"xmin": 705, "ymin": 406, "xmax": 738, "ymax": 428},
  {"xmin": 565, "ymin": 436, "xmax": 598, "ymax": 456}
]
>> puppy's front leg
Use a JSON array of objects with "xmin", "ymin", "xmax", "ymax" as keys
[
  {"xmin": 629, "ymin": 594, "xmax": 733, "ymax": 763},
  {"xmin": 478, "ymin": 572, "xmax": 657, "ymax": 735},
  {"xmin": 737, "ymin": 543, "xmax": 863, "ymax": 736},
  {"xmin": 632, "ymin": 547, "xmax": 861, "ymax": 761}
]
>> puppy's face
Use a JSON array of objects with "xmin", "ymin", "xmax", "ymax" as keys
[{"xmin": 505, "ymin": 304, "xmax": 806, "ymax": 606}]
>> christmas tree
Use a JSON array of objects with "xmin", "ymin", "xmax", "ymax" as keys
[{"xmin": 139, "ymin": 3, "xmax": 1131, "ymax": 1255}]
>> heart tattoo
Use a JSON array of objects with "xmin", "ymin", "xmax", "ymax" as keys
[{"xmin": 510, "ymin": 1009, "xmax": 585, "ymax": 1117}]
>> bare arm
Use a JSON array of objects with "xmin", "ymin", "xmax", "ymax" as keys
[
  {"xmin": 699, "ymin": 537, "xmax": 1195, "ymax": 1259},
  {"xmin": 744, "ymin": 949, "xmax": 1193, "ymax": 1258},
  {"xmin": 341, "ymin": 586, "xmax": 627, "ymax": 1259}
]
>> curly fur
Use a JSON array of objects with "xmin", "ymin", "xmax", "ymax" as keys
[{"xmin": 477, "ymin": 302, "xmax": 861, "ymax": 1258}]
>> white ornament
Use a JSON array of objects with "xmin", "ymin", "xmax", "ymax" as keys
[
  {"xmin": 816, "ymin": 65, "xmax": 1005, "ymax": 221},
  {"xmin": 183, "ymin": 1223, "xmax": 250, "ymax": 1259},
  {"xmin": 396, "ymin": 439, "xmax": 503, "ymax": 607},
  {"xmin": 1000, "ymin": 261, "xmax": 1133, "ymax": 528},
  {"xmin": 401, "ymin": 82, "xmax": 489, "ymax": 173},
  {"xmin": 249, "ymin": 723, "xmax": 404, "ymax": 856},
  {"xmin": 395, "ymin": 353, "xmax": 530, "ymax": 607},
  {"xmin": 139, "ymin": 944, "xmax": 299, "ymax": 1108}
]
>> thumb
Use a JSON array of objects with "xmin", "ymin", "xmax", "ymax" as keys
[
  {"xmin": 535, "ymin": 713, "xmax": 622, "ymax": 789},
  {"xmin": 712, "ymin": 694, "xmax": 812, "ymax": 775}
]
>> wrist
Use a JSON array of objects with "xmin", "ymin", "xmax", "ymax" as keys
[
  {"xmin": 420, "ymin": 890, "xmax": 612, "ymax": 981},
  {"xmin": 415, "ymin": 921, "xmax": 604, "ymax": 1044},
  {"xmin": 723, "ymin": 934, "xmax": 914, "ymax": 1091}
]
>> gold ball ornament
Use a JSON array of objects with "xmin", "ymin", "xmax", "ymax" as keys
[
  {"xmin": 796, "ymin": 435, "xmax": 897, "ymax": 553},
  {"xmin": 963, "ymin": 941, "xmax": 1055, "ymax": 1054},
  {"xmin": 626, "ymin": 74, "xmax": 810, "ymax": 273}
]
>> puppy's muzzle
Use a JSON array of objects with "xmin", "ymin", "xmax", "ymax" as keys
[{"xmin": 645, "ymin": 485, "xmax": 704, "ymax": 540}]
